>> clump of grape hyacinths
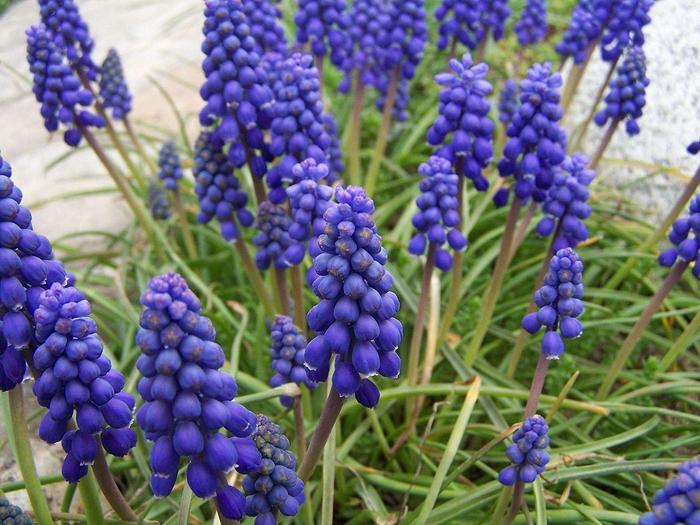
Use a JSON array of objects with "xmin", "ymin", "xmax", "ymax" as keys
[
  {"xmin": 295, "ymin": 0, "xmax": 349, "ymax": 64},
  {"xmin": 135, "ymin": 272, "xmax": 261, "ymax": 518},
  {"xmin": 408, "ymin": 156, "xmax": 467, "ymax": 272},
  {"xmin": 658, "ymin": 196, "xmax": 700, "ymax": 278},
  {"xmin": 26, "ymin": 24, "xmax": 104, "ymax": 147},
  {"xmin": 498, "ymin": 79, "xmax": 519, "ymax": 125},
  {"xmin": 522, "ymin": 248, "xmax": 584, "ymax": 359},
  {"xmin": 427, "ymin": 54, "xmax": 493, "ymax": 191},
  {"xmin": 555, "ymin": 0, "xmax": 611, "ymax": 64},
  {"xmin": 305, "ymin": 186, "xmax": 403, "ymax": 408},
  {"xmin": 199, "ymin": 0, "xmax": 273, "ymax": 179},
  {"xmin": 193, "ymin": 131, "xmax": 254, "ymax": 242},
  {"xmin": 243, "ymin": 0, "xmax": 288, "ymax": 54},
  {"xmin": 285, "ymin": 159, "xmax": 334, "ymax": 265},
  {"xmin": 435, "ymin": 0, "xmax": 511, "ymax": 51},
  {"xmin": 536, "ymin": 153, "xmax": 595, "ymax": 251},
  {"xmin": 639, "ymin": 457, "xmax": 700, "ymax": 525},
  {"xmin": 269, "ymin": 316, "xmax": 315, "ymax": 408},
  {"xmin": 148, "ymin": 181, "xmax": 171, "ymax": 221},
  {"xmin": 0, "ymin": 154, "xmax": 70, "ymax": 391},
  {"xmin": 267, "ymin": 53, "xmax": 331, "ymax": 203},
  {"xmin": 498, "ymin": 415, "xmax": 550, "ymax": 485},
  {"xmin": 243, "ymin": 415, "xmax": 305, "ymax": 522},
  {"xmin": 497, "ymin": 62, "xmax": 567, "ymax": 205},
  {"xmin": 38, "ymin": 0, "xmax": 98, "ymax": 80},
  {"xmin": 599, "ymin": 0, "xmax": 653, "ymax": 62},
  {"xmin": 253, "ymin": 202, "xmax": 293, "ymax": 270},
  {"xmin": 337, "ymin": 0, "xmax": 385, "ymax": 93},
  {"xmin": 514, "ymin": 0, "xmax": 547, "ymax": 47},
  {"xmin": 594, "ymin": 46, "xmax": 649, "ymax": 136},
  {"xmin": 158, "ymin": 141, "xmax": 184, "ymax": 191},
  {"xmin": 99, "ymin": 48, "xmax": 132, "ymax": 120},
  {"xmin": 33, "ymin": 283, "xmax": 137, "ymax": 482}
]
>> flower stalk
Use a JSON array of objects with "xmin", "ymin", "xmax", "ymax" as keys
[
  {"xmin": 298, "ymin": 387, "xmax": 345, "ymax": 482},
  {"xmin": 589, "ymin": 118, "xmax": 620, "ymax": 170},
  {"xmin": 572, "ymin": 57, "xmax": 620, "ymax": 151},
  {"xmin": 347, "ymin": 70, "xmax": 365, "ymax": 186},
  {"xmin": 92, "ymin": 446, "xmax": 139, "ymax": 521},
  {"xmin": 291, "ymin": 265, "xmax": 306, "ymax": 335},
  {"xmin": 173, "ymin": 190, "xmax": 197, "ymax": 259},
  {"xmin": 560, "ymin": 43, "xmax": 595, "ymax": 114},
  {"xmin": 365, "ymin": 68, "xmax": 400, "ymax": 197},
  {"xmin": 77, "ymin": 470, "xmax": 106, "ymax": 525},
  {"xmin": 233, "ymin": 237, "xmax": 276, "ymax": 317},
  {"xmin": 123, "ymin": 115, "xmax": 158, "ymax": 175}
]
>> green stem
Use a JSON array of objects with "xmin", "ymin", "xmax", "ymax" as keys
[
  {"xmin": 572, "ymin": 57, "xmax": 619, "ymax": 152},
  {"xmin": 561, "ymin": 43, "xmax": 595, "ymax": 114},
  {"xmin": 294, "ymin": 398, "xmax": 307, "ymax": 463},
  {"xmin": 2, "ymin": 388, "xmax": 54, "ymax": 525},
  {"xmin": 464, "ymin": 197, "xmax": 523, "ymax": 366},
  {"xmin": 173, "ymin": 190, "xmax": 197, "ymax": 259},
  {"xmin": 123, "ymin": 115, "xmax": 158, "ymax": 175},
  {"xmin": 298, "ymin": 388, "xmax": 344, "ymax": 482},
  {"xmin": 77, "ymin": 469, "xmax": 105, "ymax": 525},
  {"xmin": 605, "ymin": 163, "xmax": 700, "ymax": 290},
  {"xmin": 291, "ymin": 264, "xmax": 307, "ymax": 336},
  {"xmin": 320, "ymin": 410, "xmax": 336, "ymax": 525},
  {"xmin": 597, "ymin": 260, "xmax": 689, "ymax": 399},
  {"xmin": 233, "ymin": 238, "xmax": 276, "ymax": 318},
  {"xmin": 347, "ymin": 70, "xmax": 365, "ymax": 186},
  {"xmin": 365, "ymin": 68, "xmax": 399, "ymax": 197},
  {"xmin": 507, "ymin": 202, "xmax": 537, "ymax": 264},
  {"xmin": 589, "ymin": 118, "xmax": 620, "ymax": 170},
  {"xmin": 659, "ymin": 308, "xmax": 700, "ymax": 372},
  {"xmin": 92, "ymin": 445, "xmax": 139, "ymax": 521}
]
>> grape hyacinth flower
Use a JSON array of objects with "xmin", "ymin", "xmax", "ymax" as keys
[
  {"xmin": 497, "ymin": 62, "xmax": 567, "ymax": 205},
  {"xmin": 38, "ymin": 0, "xmax": 99, "ymax": 80},
  {"xmin": 26, "ymin": 24, "xmax": 104, "ymax": 147},
  {"xmin": 514, "ymin": 0, "xmax": 548, "ymax": 47},
  {"xmin": 135, "ymin": 273, "xmax": 261, "ymax": 518},
  {"xmin": 337, "ymin": 0, "xmax": 385, "ymax": 93},
  {"xmin": 599, "ymin": 0, "xmax": 653, "ymax": 62},
  {"xmin": 498, "ymin": 415, "xmax": 550, "ymax": 485},
  {"xmin": 148, "ymin": 181, "xmax": 171, "ymax": 221},
  {"xmin": 199, "ymin": 0, "xmax": 273, "ymax": 179},
  {"xmin": 0, "ymin": 154, "xmax": 69, "ymax": 391},
  {"xmin": 267, "ymin": 53, "xmax": 331, "ymax": 203},
  {"xmin": 305, "ymin": 186, "xmax": 403, "ymax": 407},
  {"xmin": 435, "ymin": 0, "xmax": 511, "ymax": 52},
  {"xmin": 193, "ymin": 131, "xmax": 254, "ymax": 242},
  {"xmin": 427, "ymin": 54, "xmax": 494, "ymax": 192},
  {"xmin": 158, "ymin": 141, "xmax": 184, "ymax": 191},
  {"xmin": 522, "ymin": 248, "xmax": 585, "ymax": 359},
  {"xmin": 99, "ymin": 48, "xmax": 132, "ymax": 120},
  {"xmin": 33, "ymin": 283, "xmax": 137, "ymax": 482},
  {"xmin": 536, "ymin": 153, "xmax": 595, "ymax": 251},
  {"xmin": 242, "ymin": 0, "xmax": 288, "ymax": 55},
  {"xmin": 555, "ymin": 0, "xmax": 611, "ymax": 65},
  {"xmin": 285, "ymin": 159, "xmax": 334, "ymax": 265},
  {"xmin": 322, "ymin": 113, "xmax": 344, "ymax": 183},
  {"xmin": 594, "ymin": 46, "xmax": 649, "ymax": 136},
  {"xmin": 269, "ymin": 316, "xmax": 315, "ymax": 408},
  {"xmin": 658, "ymin": 196, "xmax": 700, "ymax": 278},
  {"xmin": 252, "ymin": 201, "xmax": 294, "ymax": 270},
  {"xmin": 639, "ymin": 457, "xmax": 700, "ymax": 525},
  {"xmin": 0, "ymin": 497, "xmax": 32, "ymax": 525},
  {"xmin": 295, "ymin": 0, "xmax": 349, "ymax": 64},
  {"xmin": 498, "ymin": 79, "xmax": 519, "ymax": 125},
  {"xmin": 408, "ymin": 156, "xmax": 467, "ymax": 272},
  {"xmin": 243, "ymin": 415, "xmax": 305, "ymax": 522}
]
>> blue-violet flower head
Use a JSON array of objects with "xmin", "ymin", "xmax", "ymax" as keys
[
  {"xmin": 498, "ymin": 415, "xmax": 550, "ymax": 485},
  {"xmin": 99, "ymin": 48, "xmax": 132, "ymax": 120},
  {"xmin": 269, "ymin": 316, "xmax": 315, "ymax": 408},
  {"xmin": 514, "ymin": 0, "xmax": 548, "ymax": 47}
]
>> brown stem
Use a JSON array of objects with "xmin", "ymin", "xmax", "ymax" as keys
[
  {"xmin": 294, "ymin": 398, "xmax": 306, "ymax": 463},
  {"xmin": 274, "ymin": 267, "xmax": 291, "ymax": 315},
  {"xmin": 347, "ymin": 71, "xmax": 366, "ymax": 186},
  {"xmin": 475, "ymin": 31, "xmax": 489, "ymax": 63},
  {"xmin": 572, "ymin": 57, "xmax": 620, "ymax": 151},
  {"xmin": 290, "ymin": 264, "xmax": 306, "ymax": 337},
  {"xmin": 92, "ymin": 446, "xmax": 139, "ymax": 521},
  {"xmin": 298, "ymin": 388, "xmax": 344, "ymax": 482},
  {"xmin": 507, "ymin": 201, "xmax": 537, "ymax": 265},
  {"xmin": 561, "ymin": 43, "xmax": 595, "ymax": 114},
  {"xmin": 523, "ymin": 353, "xmax": 550, "ymax": 418},
  {"xmin": 233, "ymin": 238, "xmax": 276, "ymax": 318},
  {"xmin": 589, "ymin": 119, "xmax": 620, "ymax": 171},
  {"xmin": 123, "ymin": 115, "xmax": 158, "ymax": 175}
]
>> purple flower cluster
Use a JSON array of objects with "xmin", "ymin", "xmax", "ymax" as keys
[
  {"xmin": 269, "ymin": 316, "xmax": 315, "ymax": 408},
  {"xmin": 555, "ymin": 0, "xmax": 611, "ymax": 64},
  {"xmin": 243, "ymin": 0, "xmax": 288, "ymax": 55},
  {"xmin": 99, "ymin": 49, "xmax": 132, "ymax": 120},
  {"xmin": 658, "ymin": 196, "xmax": 700, "ymax": 278},
  {"xmin": 267, "ymin": 53, "xmax": 331, "ymax": 203},
  {"xmin": 536, "ymin": 153, "xmax": 595, "ymax": 251},
  {"xmin": 285, "ymin": 159, "xmax": 334, "ymax": 265},
  {"xmin": 599, "ymin": 0, "xmax": 653, "ymax": 62},
  {"xmin": 0, "ymin": 497, "xmax": 32, "ymax": 525},
  {"xmin": 295, "ymin": 0, "xmax": 349, "ymax": 62},
  {"xmin": 408, "ymin": 156, "xmax": 467, "ymax": 272},
  {"xmin": 199, "ymin": 0, "xmax": 273, "ymax": 178},
  {"xmin": 135, "ymin": 273, "xmax": 261, "ymax": 519},
  {"xmin": 0, "ymin": 154, "xmax": 69, "ymax": 391},
  {"xmin": 376, "ymin": 78, "xmax": 411, "ymax": 122},
  {"xmin": 33, "ymin": 283, "xmax": 136, "ymax": 482},
  {"xmin": 639, "ymin": 457, "xmax": 700, "ymax": 525},
  {"xmin": 435, "ymin": 0, "xmax": 511, "ymax": 51},
  {"xmin": 427, "ymin": 54, "xmax": 494, "ymax": 192},
  {"xmin": 243, "ymin": 415, "xmax": 305, "ymax": 523},
  {"xmin": 497, "ymin": 62, "xmax": 567, "ymax": 205},
  {"xmin": 322, "ymin": 113, "xmax": 344, "ymax": 182},
  {"xmin": 253, "ymin": 201, "xmax": 293, "ymax": 270},
  {"xmin": 522, "ymin": 248, "xmax": 584, "ymax": 359},
  {"xmin": 498, "ymin": 79, "xmax": 519, "ymax": 125},
  {"xmin": 305, "ymin": 186, "xmax": 403, "ymax": 408},
  {"xmin": 26, "ymin": 24, "xmax": 104, "ymax": 147},
  {"xmin": 147, "ymin": 181, "xmax": 171, "ymax": 221},
  {"xmin": 194, "ymin": 131, "xmax": 254, "ymax": 242},
  {"xmin": 38, "ymin": 0, "xmax": 98, "ymax": 80},
  {"xmin": 594, "ymin": 46, "xmax": 649, "ymax": 136},
  {"xmin": 498, "ymin": 415, "xmax": 550, "ymax": 485},
  {"xmin": 158, "ymin": 141, "xmax": 184, "ymax": 191},
  {"xmin": 514, "ymin": 0, "xmax": 548, "ymax": 47},
  {"xmin": 688, "ymin": 140, "xmax": 700, "ymax": 156},
  {"xmin": 377, "ymin": 0, "xmax": 427, "ymax": 80}
]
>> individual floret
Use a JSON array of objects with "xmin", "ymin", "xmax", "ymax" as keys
[
  {"xmin": 269, "ymin": 316, "xmax": 315, "ymax": 408},
  {"xmin": 514, "ymin": 0, "xmax": 547, "ymax": 47},
  {"xmin": 688, "ymin": 140, "xmax": 700, "ymax": 156},
  {"xmin": 639, "ymin": 457, "xmax": 700, "ymax": 525},
  {"xmin": 599, "ymin": 0, "xmax": 653, "ymax": 62},
  {"xmin": 99, "ymin": 48, "xmax": 132, "ymax": 120},
  {"xmin": 253, "ymin": 202, "xmax": 294, "ymax": 270},
  {"xmin": 498, "ymin": 415, "xmax": 550, "ymax": 485},
  {"xmin": 158, "ymin": 141, "xmax": 184, "ymax": 191},
  {"xmin": 658, "ymin": 196, "xmax": 700, "ymax": 279}
]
